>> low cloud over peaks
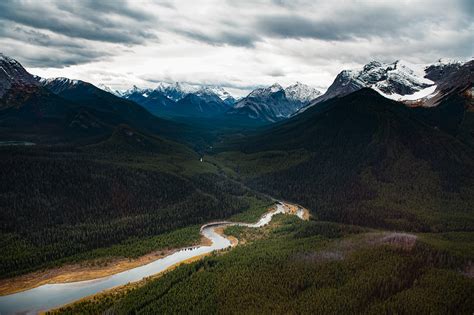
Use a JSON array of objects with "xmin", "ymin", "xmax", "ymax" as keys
[{"xmin": 1, "ymin": 0, "xmax": 471, "ymax": 94}]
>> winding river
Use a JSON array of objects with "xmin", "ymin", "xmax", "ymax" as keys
[{"xmin": 0, "ymin": 202, "xmax": 305, "ymax": 314}]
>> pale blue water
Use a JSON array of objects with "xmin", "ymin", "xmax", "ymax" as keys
[{"xmin": 0, "ymin": 203, "xmax": 297, "ymax": 314}]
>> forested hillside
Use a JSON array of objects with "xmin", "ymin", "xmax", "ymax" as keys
[
  {"xmin": 0, "ymin": 127, "xmax": 269, "ymax": 278},
  {"xmin": 51, "ymin": 216, "xmax": 474, "ymax": 314},
  {"xmin": 214, "ymin": 89, "xmax": 474, "ymax": 232}
]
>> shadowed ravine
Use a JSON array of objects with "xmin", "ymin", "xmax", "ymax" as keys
[{"xmin": 0, "ymin": 202, "xmax": 307, "ymax": 314}]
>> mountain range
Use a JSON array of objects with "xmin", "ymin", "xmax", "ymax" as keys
[
  {"xmin": 0, "ymin": 53, "xmax": 472, "ymax": 141},
  {"xmin": 122, "ymin": 83, "xmax": 234, "ymax": 119},
  {"xmin": 98, "ymin": 58, "xmax": 471, "ymax": 123},
  {"xmin": 111, "ymin": 81, "xmax": 320, "ymax": 122}
]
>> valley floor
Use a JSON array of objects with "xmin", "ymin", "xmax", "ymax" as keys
[
  {"xmin": 0, "ymin": 238, "xmax": 212, "ymax": 296},
  {"xmin": 0, "ymin": 203, "xmax": 308, "ymax": 314},
  {"xmin": 0, "ymin": 202, "xmax": 277, "ymax": 296},
  {"xmin": 48, "ymin": 214, "xmax": 474, "ymax": 314}
]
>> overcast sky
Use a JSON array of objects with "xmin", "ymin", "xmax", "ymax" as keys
[{"xmin": 1, "ymin": 0, "xmax": 472, "ymax": 96}]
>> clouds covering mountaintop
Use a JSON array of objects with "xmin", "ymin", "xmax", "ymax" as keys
[{"xmin": 4, "ymin": 1, "xmax": 470, "ymax": 97}]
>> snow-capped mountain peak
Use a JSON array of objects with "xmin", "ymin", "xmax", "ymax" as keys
[
  {"xmin": 154, "ymin": 81, "xmax": 173, "ymax": 91},
  {"xmin": 0, "ymin": 53, "xmax": 29, "ymax": 78},
  {"xmin": 152, "ymin": 82, "xmax": 195, "ymax": 101},
  {"xmin": 1, "ymin": 53, "xmax": 39, "ymax": 98},
  {"xmin": 248, "ymin": 83, "xmax": 283, "ymax": 99},
  {"xmin": 269, "ymin": 83, "xmax": 283, "ymax": 93},
  {"xmin": 97, "ymin": 84, "xmax": 123, "ymax": 97},
  {"xmin": 199, "ymin": 86, "xmax": 233, "ymax": 101},
  {"xmin": 39, "ymin": 77, "xmax": 80, "ymax": 87},
  {"xmin": 362, "ymin": 60, "xmax": 384, "ymax": 72},
  {"xmin": 0, "ymin": 53, "xmax": 26, "ymax": 75},
  {"xmin": 119, "ymin": 81, "xmax": 236, "ymax": 117},
  {"xmin": 122, "ymin": 85, "xmax": 153, "ymax": 98},
  {"xmin": 229, "ymin": 82, "xmax": 319, "ymax": 122},
  {"xmin": 301, "ymin": 58, "xmax": 471, "ymax": 112},
  {"xmin": 240, "ymin": 81, "xmax": 319, "ymax": 107},
  {"xmin": 37, "ymin": 77, "xmax": 104, "ymax": 96},
  {"xmin": 284, "ymin": 82, "xmax": 321, "ymax": 103},
  {"xmin": 192, "ymin": 86, "xmax": 223, "ymax": 103},
  {"xmin": 149, "ymin": 81, "xmax": 235, "ymax": 104},
  {"xmin": 307, "ymin": 59, "xmax": 441, "ymax": 108}
]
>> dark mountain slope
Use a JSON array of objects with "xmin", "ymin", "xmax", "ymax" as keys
[
  {"xmin": 121, "ymin": 84, "xmax": 233, "ymax": 119},
  {"xmin": 0, "ymin": 55, "xmax": 70, "ymax": 119},
  {"xmin": 227, "ymin": 83, "xmax": 320, "ymax": 123},
  {"xmin": 0, "ymin": 53, "xmax": 39, "ymax": 99},
  {"xmin": 112, "ymin": 87, "xmax": 176, "ymax": 118},
  {"xmin": 228, "ymin": 89, "xmax": 471, "ymax": 154},
  {"xmin": 85, "ymin": 124, "xmax": 195, "ymax": 156},
  {"xmin": 216, "ymin": 89, "xmax": 474, "ymax": 231},
  {"xmin": 133, "ymin": 90, "xmax": 176, "ymax": 117},
  {"xmin": 226, "ymin": 84, "xmax": 296, "ymax": 123},
  {"xmin": 173, "ymin": 93, "xmax": 229, "ymax": 118},
  {"xmin": 296, "ymin": 60, "xmax": 473, "ymax": 147},
  {"xmin": 40, "ymin": 78, "xmax": 197, "ymax": 142},
  {"xmin": 410, "ymin": 60, "xmax": 473, "ymax": 144},
  {"xmin": 1, "ymin": 55, "xmax": 208, "ymax": 146},
  {"xmin": 0, "ymin": 78, "xmax": 95, "ymax": 143},
  {"xmin": 39, "ymin": 78, "xmax": 231, "ymax": 148}
]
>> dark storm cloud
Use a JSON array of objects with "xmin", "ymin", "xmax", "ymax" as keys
[
  {"xmin": 0, "ymin": 21, "xmax": 119, "ymax": 67},
  {"xmin": 0, "ymin": 0, "xmax": 160, "ymax": 67},
  {"xmin": 57, "ymin": 0, "xmax": 156, "ymax": 22},
  {"xmin": 0, "ymin": 0, "xmax": 157, "ymax": 44},
  {"xmin": 254, "ymin": 8, "xmax": 435, "ymax": 42},
  {"xmin": 256, "ymin": 15, "xmax": 350, "ymax": 41},
  {"xmin": 171, "ymin": 0, "xmax": 472, "ymax": 51},
  {"xmin": 0, "ymin": 23, "xmax": 80, "ymax": 49},
  {"xmin": 174, "ymin": 10, "xmax": 414, "ymax": 46},
  {"xmin": 19, "ymin": 50, "xmax": 112, "ymax": 68},
  {"xmin": 0, "ymin": 0, "xmax": 471, "ymax": 85},
  {"xmin": 175, "ymin": 29, "xmax": 259, "ymax": 47}
]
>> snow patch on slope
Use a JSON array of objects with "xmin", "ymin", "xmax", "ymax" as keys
[
  {"xmin": 303, "ymin": 59, "xmax": 447, "ymax": 112},
  {"xmin": 39, "ymin": 77, "xmax": 80, "ymax": 86},
  {"xmin": 122, "ymin": 85, "xmax": 152, "ymax": 98},
  {"xmin": 372, "ymin": 85, "xmax": 438, "ymax": 102}
]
